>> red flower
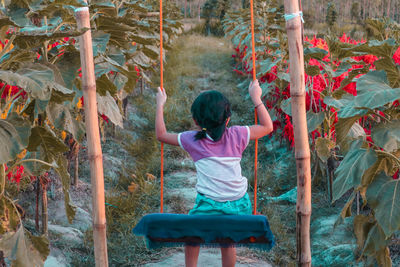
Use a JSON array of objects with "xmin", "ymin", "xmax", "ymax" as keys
[
  {"xmin": 394, "ymin": 46, "xmax": 400, "ymax": 65},
  {"xmin": 343, "ymin": 82, "xmax": 357, "ymax": 96},
  {"xmin": 393, "ymin": 170, "xmax": 399, "ymax": 180},
  {"xmin": 134, "ymin": 66, "xmax": 140, "ymax": 77},
  {"xmin": 283, "ymin": 115, "xmax": 294, "ymax": 147},
  {"xmin": 100, "ymin": 114, "xmax": 109, "ymax": 123}
]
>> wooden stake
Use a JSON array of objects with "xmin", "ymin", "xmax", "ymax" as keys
[
  {"xmin": 75, "ymin": 5, "xmax": 108, "ymax": 267},
  {"xmin": 283, "ymin": 1, "xmax": 312, "ymax": 266},
  {"xmin": 40, "ymin": 174, "xmax": 49, "ymax": 236}
]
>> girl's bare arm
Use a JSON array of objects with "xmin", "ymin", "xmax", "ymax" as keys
[
  {"xmin": 248, "ymin": 80, "xmax": 273, "ymax": 140},
  {"xmin": 155, "ymin": 87, "xmax": 179, "ymax": 146}
]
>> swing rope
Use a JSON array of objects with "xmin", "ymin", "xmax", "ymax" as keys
[
  {"xmin": 249, "ymin": 0, "xmax": 258, "ymax": 215},
  {"xmin": 159, "ymin": 0, "xmax": 164, "ymax": 213},
  {"xmin": 159, "ymin": 0, "xmax": 259, "ymax": 215}
]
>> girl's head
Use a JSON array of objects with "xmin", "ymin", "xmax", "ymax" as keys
[{"xmin": 191, "ymin": 90, "xmax": 231, "ymax": 141}]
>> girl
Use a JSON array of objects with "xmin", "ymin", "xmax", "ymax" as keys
[{"xmin": 155, "ymin": 79, "xmax": 273, "ymax": 267}]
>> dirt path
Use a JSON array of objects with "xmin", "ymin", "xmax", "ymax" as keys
[{"xmin": 140, "ymin": 34, "xmax": 274, "ymax": 266}]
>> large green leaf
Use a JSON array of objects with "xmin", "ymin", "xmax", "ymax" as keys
[
  {"xmin": 83, "ymin": 31, "xmax": 110, "ymax": 57},
  {"xmin": 46, "ymin": 102, "xmax": 85, "ymax": 141},
  {"xmin": 371, "ymin": 120, "xmax": 400, "ymax": 153},
  {"xmin": 54, "ymin": 155, "xmax": 76, "ymax": 224},
  {"xmin": 326, "ymin": 71, "xmax": 400, "ymax": 117},
  {"xmin": 335, "ymin": 116, "xmax": 362, "ymax": 144},
  {"xmin": 362, "ymin": 223, "xmax": 390, "ymax": 255},
  {"xmin": 332, "ymin": 148, "xmax": 377, "ymax": 201},
  {"xmin": 323, "ymin": 95, "xmax": 368, "ymax": 118},
  {"xmin": 55, "ymin": 48, "xmax": 81, "ymax": 89},
  {"xmin": 350, "ymin": 39, "xmax": 396, "ymax": 58},
  {"xmin": 0, "ymin": 226, "xmax": 49, "ymax": 267},
  {"xmin": 27, "ymin": 126, "xmax": 69, "ymax": 160},
  {"xmin": 366, "ymin": 172, "xmax": 400, "ymax": 237},
  {"xmin": 257, "ymin": 57, "xmax": 278, "ymax": 76},
  {"xmin": 0, "ymin": 113, "xmax": 31, "ymax": 164},
  {"xmin": 280, "ymin": 97, "xmax": 291, "ymax": 116},
  {"xmin": 13, "ymin": 28, "xmax": 88, "ymax": 50},
  {"xmin": 97, "ymin": 92, "xmax": 123, "ymax": 128},
  {"xmin": 96, "ymin": 74, "xmax": 117, "ymax": 96},
  {"xmin": 374, "ymin": 58, "xmax": 400, "ymax": 88},
  {"xmin": 0, "ymin": 69, "xmax": 52, "ymax": 101},
  {"xmin": 315, "ymin": 137, "xmax": 335, "ymax": 163},
  {"xmin": 353, "ymin": 214, "xmax": 374, "ymax": 250},
  {"xmin": 303, "ymin": 47, "xmax": 328, "ymax": 61},
  {"xmin": 354, "ymin": 70, "xmax": 400, "ymax": 109},
  {"xmin": 306, "ymin": 111, "xmax": 324, "ymax": 132}
]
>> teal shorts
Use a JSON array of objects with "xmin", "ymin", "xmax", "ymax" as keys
[{"xmin": 188, "ymin": 192, "xmax": 252, "ymax": 215}]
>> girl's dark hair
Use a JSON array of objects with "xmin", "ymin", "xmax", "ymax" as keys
[{"xmin": 191, "ymin": 90, "xmax": 231, "ymax": 141}]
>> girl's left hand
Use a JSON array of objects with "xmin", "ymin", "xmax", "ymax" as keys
[{"xmin": 156, "ymin": 87, "xmax": 167, "ymax": 107}]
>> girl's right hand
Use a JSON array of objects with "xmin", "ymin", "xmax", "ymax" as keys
[
  {"xmin": 248, "ymin": 79, "xmax": 262, "ymax": 105},
  {"xmin": 156, "ymin": 87, "xmax": 167, "ymax": 107}
]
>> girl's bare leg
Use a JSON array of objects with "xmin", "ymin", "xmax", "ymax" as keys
[
  {"xmin": 185, "ymin": 245, "xmax": 200, "ymax": 267},
  {"xmin": 221, "ymin": 247, "xmax": 236, "ymax": 267}
]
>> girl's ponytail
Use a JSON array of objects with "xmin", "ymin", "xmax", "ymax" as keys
[
  {"xmin": 194, "ymin": 128, "xmax": 207, "ymax": 140},
  {"xmin": 191, "ymin": 90, "xmax": 231, "ymax": 142}
]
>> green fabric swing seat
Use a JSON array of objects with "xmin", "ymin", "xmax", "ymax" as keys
[{"xmin": 132, "ymin": 213, "xmax": 275, "ymax": 250}]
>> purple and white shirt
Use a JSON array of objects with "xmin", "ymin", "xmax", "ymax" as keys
[{"xmin": 178, "ymin": 126, "xmax": 250, "ymax": 202}]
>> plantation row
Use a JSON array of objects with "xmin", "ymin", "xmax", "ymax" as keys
[
  {"xmin": 0, "ymin": 0, "xmax": 182, "ymax": 265},
  {"xmin": 223, "ymin": 1, "xmax": 399, "ymax": 266}
]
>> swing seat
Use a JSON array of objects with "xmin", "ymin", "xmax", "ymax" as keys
[{"xmin": 132, "ymin": 213, "xmax": 275, "ymax": 250}]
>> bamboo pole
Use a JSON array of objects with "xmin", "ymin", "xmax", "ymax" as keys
[
  {"xmin": 75, "ymin": 5, "xmax": 109, "ymax": 267},
  {"xmin": 283, "ymin": 1, "xmax": 312, "ymax": 266}
]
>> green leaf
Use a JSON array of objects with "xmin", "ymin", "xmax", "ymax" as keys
[
  {"xmin": 336, "ymin": 191, "xmax": 355, "ymax": 226},
  {"xmin": 353, "ymin": 214, "xmax": 374, "ymax": 250},
  {"xmin": 333, "ymin": 62, "xmax": 352, "ymax": 78},
  {"xmin": 90, "ymin": 31, "xmax": 110, "ymax": 57},
  {"xmin": 55, "ymin": 48, "xmax": 81, "ymax": 90},
  {"xmin": 303, "ymin": 47, "xmax": 328, "ymax": 61},
  {"xmin": 376, "ymin": 247, "xmax": 392, "ymax": 267},
  {"xmin": 0, "ymin": 69, "xmax": 52, "ymax": 101},
  {"xmin": 0, "ymin": 114, "xmax": 31, "ymax": 164},
  {"xmin": 257, "ymin": 57, "xmax": 278, "ymax": 76},
  {"xmin": 362, "ymin": 223, "xmax": 390, "ymax": 255},
  {"xmin": 13, "ymin": 28, "xmax": 88, "ymax": 50},
  {"xmin": 97, "ymin": 92, "xmax": 123, "ymax": 128},
  {"xmin": 27, "ymin": 126, "xmax": 69, "ymax": 162},
  {"xmin": 306, "ymin": 111, "xmax": 324, "ymax": 132},
  {"xmin": 374, "ymin": 58, "xmax": 400, "ymax": 88},
  {"xmin": 315, "ymin": 137, "xmax": 335, "ymax": 163},
  {"xmin": 46, "ymin": 102, "xmax": 85, "ymax": 141},
  {"xmin": 96, "ymin": 74, "xmax": 117, "ymax": 96},
  {"xmin": 354, "ymin": 70, "xmax": 400, "ymax": 109},
  {"xmin": 366, "ymin": 172, "xmax": 400, "ymax": 237},
  {"xmin": 54, "ymin": 155, "xmax": 76, "ymax": 224},
  {"xmin": 305, "ymin": 65, "xmax": 320, "ymax": 77},
  {"xmin": 335, "ymin": 116, "xmax": 362, "ymax": 144},
  {"xmin": 260, "ymin": 81, "xmax": 274, "ymax": 97},
  {"xmin": 280, "ymin": 97, "xmax": 291, "ymax": 116},
  {"xmin": 324, "ymin": 95, "xmax": 368, "ymax": 118},
  {"xmin": 0, "ymin": 226, "xmax": 48, "ymax": 266},
  {"xmin": 371, "ymin": 120, "xmax": 400, "ymax": 153},
  {"xmin": 333, "ymin": 148, "xmax": 377, "ymax": 201}
]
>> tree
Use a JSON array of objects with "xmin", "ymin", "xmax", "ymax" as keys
[
  {"xmin": 351, "ymin": 2, "xmax": 360, "ymax": 23},
  {"xmin": 326, "ymin": 2, "xmax": 337, "ymax": 29}
]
